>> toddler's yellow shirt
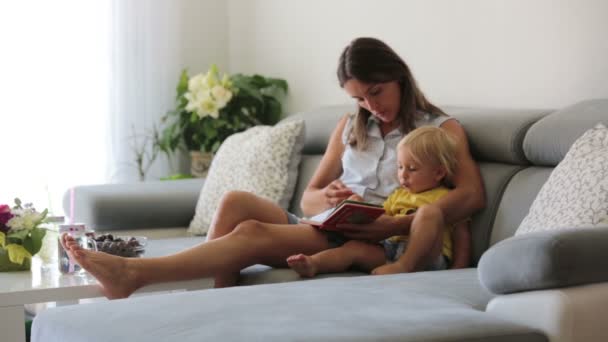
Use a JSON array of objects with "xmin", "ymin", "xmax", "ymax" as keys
[{"xmin": 383, "ymin": 187, "xmax": 453, "ymax": 260}]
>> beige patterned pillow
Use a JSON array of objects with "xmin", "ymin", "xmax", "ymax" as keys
[
  {"xmin": 188, "ymin": 120, "xmax": 305, "ymax": 235},
  {"xmin": 516, "ymin": 123, "xmax": 608, "ymax": 235}
]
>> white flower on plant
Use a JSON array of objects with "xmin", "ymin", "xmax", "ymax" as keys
[
  {"xmin": 185, "ymin": 66, "xmax": 233, "ymax": 119},
  {"xmin": 204, "ymin": 68, "xmax": 219, "ymax": 88},
  {"xmin": 188, "ymin": 73, "xmax": 208, "ymax": 93},
  {"xmin": 211, "ymin": 85, "xmax": 233, "ymax": 108},
  {"xmin": 184, "ymin": 94, "xmax": 198, "ymax": 114},
  {"xmin": 200, "ymin": 99, "xmax": 220, "ymax": 119}
]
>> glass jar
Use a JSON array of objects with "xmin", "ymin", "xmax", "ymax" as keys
[
  {"xmin": 57, "ymin": 223, "xmax": 97, "ymax": 274},
  {"xmin": 37, "ymin": 215, "xmax": 64, "ymax": 268}
]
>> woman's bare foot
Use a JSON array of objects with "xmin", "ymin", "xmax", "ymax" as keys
[
  {"xmin": 286, "ymin": 254, "xmax": 318, "ymax": 278},
  {"xmin": 61, "ymin": 234, "xmax": 141, "ymax": 299},
  {"xmin": 371, "ymin": 262, "xmax": 409, "ymax": 275}
]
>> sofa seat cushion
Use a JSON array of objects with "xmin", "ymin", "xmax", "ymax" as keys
[
  {"xmin": 33, "ymin": 269, "xmax": 546, "ymax": 342},
  {"xmin": 240, "ymin": 264, "xmax": 364, "ymax": 285},
  {"xmin": 145, "ymin": 237, "xmax": 365, "ymax": 287}
]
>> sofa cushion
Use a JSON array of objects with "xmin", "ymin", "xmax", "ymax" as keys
[
  {"xmin": 289, "ymin": 104, "xmax": 549, "ymax": 165},
  {"xmin": 523, "ymin": 99, "xmax": 608, "ymax": 166},
  {"xmin": 240, "ymin": 264, "xmax": 364, "ymax": 285},
  {"xmin": 288, "ymin": 155, "xmax": 322, "ymax": 217},
  {"xmin": 33, "ymin": 269, "xmax": 546, "ymax": 342},
  {"xmin": 446, "ymin": 106, "xmax": 549, "ymax": 165},
  {"xmin": 489, "ymin": 167, "xmax": 552, "ymax": 246},
  {"xmin": 189, "ymin": 120, "xmax": 306, "ymax": 235},
  {"xmin": 516, "ymin": 124, "xmax": 608, "ymax": 235},
  {"xmin": 479, "ymin": 228, "xmax": 608, "ymax": 295},
  {"xmin": 64, "ymin": 179, "xmax": 206, "ymax": 230},
  {"xmin": 469, "ymin": 163, "xmax": 524, "ymax": 265},
  {"xmin": 288, "ymin": 104, "xmax": 356, "ymax": 155}
]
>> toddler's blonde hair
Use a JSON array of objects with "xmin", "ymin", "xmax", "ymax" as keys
[{"xmin": 397, "ymin": 126, "xmax": 458, "ymax": 179}]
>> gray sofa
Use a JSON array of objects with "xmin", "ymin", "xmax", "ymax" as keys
[{"xmin": 32, "ymin": 100, "xmax": 608, "ymax": 342}]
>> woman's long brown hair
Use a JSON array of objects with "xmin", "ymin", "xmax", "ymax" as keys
[{"xmin": 337, "ymin": 37, "xmax": 445, "ymax": 149}]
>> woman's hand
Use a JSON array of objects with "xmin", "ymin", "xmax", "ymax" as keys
[
  {"xmin": 347, "ymin": 194, "xmax": 364, "ymax": 202},
  {"xmin": 323, "ymin": 180, "xmax": 354, "ymax": 207},
  {"xmin": 338, "ymin": 214, "xmax": 413, "ymax": 242}
]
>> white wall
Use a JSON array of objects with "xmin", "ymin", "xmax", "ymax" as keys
[
  {"xmin": 110, "ymin": 0, "xmax": 229, "ymax": 182},
  {"xmin": 228, "ymin": 0, "xmax": 608, "ymax": 114}
]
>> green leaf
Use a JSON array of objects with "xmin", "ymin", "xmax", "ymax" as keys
[
  {"xmin": 37, "ymin": 209, "xmax": 48, "ymax": 225},
  {"xmin": 176, "ymin": 69, "xmax": 189, "ymax": 99},
  {"xmin": 211, "ymin": 140, "xmax": 221, "ymax": 153},
  {"xmin": 22, "ymin": 228, "xmax": 46, "ymax": 256},
  {"xmin": 202, "ymin": 122, "xmax": 217, "ymax": 139},
  {"xmin": 264, "ymin": 97, "xmax": 282, "ymax": 124},
  {"xmin": 7, "ymin": 229, "xmax": 29, "ymax": 242},
  {"xmin": 232, "ymin": 77, "xmax": 264, "ymax": 104},
  {"xmin": 160, "ymin": 173, "xmax": 194, "ymax": 181},
  {"xmin": 260, "ymin": 84, "xmax": 287, "ymax": 102},
  {"xmin": 5, "ymin": 244, "xmax": 31, "ymax": 265},
  {"xmin": 266, "ymin": 78, "xmax": 288, "ymax": 93}
]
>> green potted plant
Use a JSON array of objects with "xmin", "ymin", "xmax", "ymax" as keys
[{"xmin": 156, "ymin": 65, "xmax": 288, "ymax": 177}]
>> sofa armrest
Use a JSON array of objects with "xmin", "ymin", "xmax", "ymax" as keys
[
  {"xmin": 478, "ymin": 228, "xmax": 608, "ymax": 294},
  {"xmin": 62, "ymin": 179, "xmax": 205, "ymax": 230},
  {"xmin": 486, "ymin": 282, "xmax": 608, "ymax": 342}
]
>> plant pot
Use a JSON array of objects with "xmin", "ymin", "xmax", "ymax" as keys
[
  {"xmin": 0, "ymin": 247, "xmax": 31, "ymax": 272},
  {"xmin": 190, "ymin": 151, "xmax": 214, "ymax": 178}
]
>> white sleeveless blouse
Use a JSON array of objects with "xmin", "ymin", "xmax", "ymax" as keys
[{"xmin": 309, "ymin": 111, "xmax": 454, "ymax": 222}]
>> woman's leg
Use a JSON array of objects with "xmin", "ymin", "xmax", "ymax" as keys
[
  {"xmin": 63, "ymin": 221, "xmax": 331, "ymax": 299},
  {"xmin": 206, "ymin": 191, "xmax": 292, "ymax": 287},
  {"xmin": 287, "ymin": 240, "xmax": 386, "ymax": 277},
  {"xmin": 372, "ymin": 205, "xmax": 444, "ymax": 275}
]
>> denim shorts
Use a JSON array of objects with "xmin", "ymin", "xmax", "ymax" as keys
[
  {"xmin": 285, "ymin": 211, "xmax": 348, "ymax": 248},
  {"xmin": 381, "ymin": 240, "xmax": 448, "ymax": 271}
]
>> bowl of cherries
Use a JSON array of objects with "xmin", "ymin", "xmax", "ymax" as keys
[{"xmin": 87, "ymin": 233, "xmax": 147, "ymax": 257}]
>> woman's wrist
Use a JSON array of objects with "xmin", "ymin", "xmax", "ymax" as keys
[{"xmin": 301, "ymin": 188, "xmax": 332, "ymax": 217}]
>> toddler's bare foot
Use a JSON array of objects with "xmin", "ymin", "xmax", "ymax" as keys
[
  {"xmin": 61, "ymin": 234, "xmax": 140, "ymax": 299},
  {"xmin": 372, "ymin": 262, "xmax": 410, "ymax": 275},
  {"xmin": 286, "ymin": 254, "xmax": 318, "ymax": 278}
]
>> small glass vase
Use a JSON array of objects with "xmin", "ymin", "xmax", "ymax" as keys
[{"xmin": 0, "ymin": 247, "xmax": 32, "ymax": 272}]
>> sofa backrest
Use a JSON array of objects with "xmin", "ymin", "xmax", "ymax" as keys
[
  {"xmin": 488, "ymin": 99, "xmax": 608, "ymax": 253},
  {"xmin": 287, "ymin": 100, "xmax": 607, "ymax": 265},
  {"xmin": 443, "ymin": 106, "xmax": 550, "ymax": 263}
]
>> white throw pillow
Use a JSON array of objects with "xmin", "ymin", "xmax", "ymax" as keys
[
  {"xmin": 188, "ymin": 120, "xmax": 305, "ymax": 235},
  {"xmin": 516, "ymin": 123, "xmax": 608, "ymax": 235}
]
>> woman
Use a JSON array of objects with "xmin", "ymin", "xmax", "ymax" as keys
[{"xmin": 63, "ymin": 37, "xmax": 485, "ymax": 299}]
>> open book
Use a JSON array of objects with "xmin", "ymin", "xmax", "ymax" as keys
[{"xmin": 299, "ymin": 200, "xmax": 385, "ymax": 231}]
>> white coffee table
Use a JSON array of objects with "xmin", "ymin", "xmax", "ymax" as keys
[{"xmin": 0, "ymin": 236, "xmax": 210, "ymax": 342}]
